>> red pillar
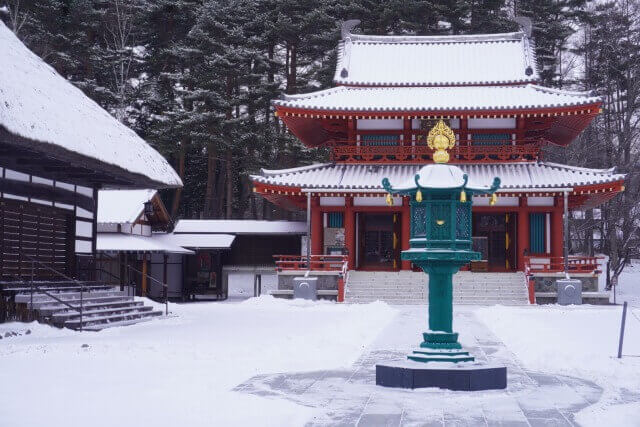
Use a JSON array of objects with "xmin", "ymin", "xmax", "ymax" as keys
[
  {"xmin": 311, "ymin": 197, "xmax": 323, "ymax": 255},
  {"xmin": 517, "ymin": 197, "xmax": 529, "ymax": 271},
  {"xmin": 551, "ymin": 197, "xmax": 564, "ymax": 259},
  {"xmin": 401, "ymin": 196, "xmax": 411, "ymax": 270},
  {"xmin": 344, "ymin": 196, "xmax": 355, "ymax": 270}
]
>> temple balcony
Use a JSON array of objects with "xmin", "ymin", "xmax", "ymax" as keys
[{"xmin": 330, "ymin": 139, "xmax": 542, "ymax": 163}]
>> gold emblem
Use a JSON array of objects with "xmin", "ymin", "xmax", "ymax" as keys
[{"xmin": 427, "ymin": 119, "xmax": 456, "ymax": 163}]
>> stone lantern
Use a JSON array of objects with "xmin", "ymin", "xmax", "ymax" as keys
[{"xmin": 376, "ymin": 120, "xmax": 506, "ymax": 390}]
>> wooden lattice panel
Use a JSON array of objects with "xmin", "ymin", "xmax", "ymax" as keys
[{"xmin": 0, "ymin": 199, "xmax": 73, "ymax": 280}]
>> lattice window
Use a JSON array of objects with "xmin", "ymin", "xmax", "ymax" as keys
[
  {"xmin": 456, "ymin": 203, "xmax": 471, "ymax": 239},
  {"xmin": 412, "ymin": 205, "xmax": 427, "ymax": 237}
]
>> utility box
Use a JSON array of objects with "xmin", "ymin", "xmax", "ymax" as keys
[
  {"xmin": 293, "ymin": 276, "xmax": 317, "ymax": 300},
  {"xmin": 556, "ymin": 279, "xmax": 582, "ymax": 305}
]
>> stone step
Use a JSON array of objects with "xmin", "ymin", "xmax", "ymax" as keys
[
  {"xmin": 37, "ymin": 299, "xmax": 143, "ymax": 316},
  {"xmin": 82, "ymin": 316, "xmax": 158, "ymax": 332},
  {"xmin": 29, "ymin": 295, "xmax": 133, "ymax": 310},
  {"xmin": 50, "ymin": 305, "xmax": 154, "ymax": 326},
  {"xmin": 16, "ymin": 289, "xmax": 124, "ymax": 304},
  {"xmin": 64, "ymin": 310, "xmax": 163, "ymax": 330}
]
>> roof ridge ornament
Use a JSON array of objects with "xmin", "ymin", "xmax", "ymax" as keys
[
  {"xmin": 341, "ymin": 19, "xmax": 361, "ymax": 39},
  {"xmin": 427, "ymin": 120, "xmax": 456, "ymax": 164},
  {"xmin": 340, "ymin": 20, "xmax": 360, "ymax": 78},
  {"xmin": 514, "ymin": 16, "xmax": 532, "ymax": 38}
]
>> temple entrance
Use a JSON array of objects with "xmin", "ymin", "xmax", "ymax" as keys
[
  {"xmin": 472, "ymin": 213, "xmax": 517, "ymax": 271},
  {"xmin": 357, "ymin": 213, "xmax": 401, "ymax": 270}
]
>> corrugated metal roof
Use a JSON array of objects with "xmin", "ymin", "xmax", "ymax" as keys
[
  {"xmin": 97, "ymin": 233, "xmax": 195, "ymax": 254},
  {"xmin": 334, "ymin": 31, "xmax": 538, "ymax": 86},
  {"xmin": 274, "ymin": 85, "xmax": 600, "ymax": 112},
  {"xmin": 252, "ymin": 162, "xmax": 624, "ymax": 191},
  {"xmin": 173, "ymin": 220, "xmax": 307, "ymax": 235}
]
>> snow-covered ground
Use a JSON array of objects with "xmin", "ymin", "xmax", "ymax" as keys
[
  {"xmin": 615, "ymin": 260, "xmax": 640, "ymax": 306},
  {"xmin": 479, "ymin": 304, "xmax": 640, "ymax": 426},
  {"xmin": 0, "ymin": 297, "xmax": 395, "ymax": 427},
  {"xmin": 1, "ymin": 296, "xmax": 639, "ymax": 426}
]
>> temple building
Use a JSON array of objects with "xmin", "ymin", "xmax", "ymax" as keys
[{"xmin": 251, "ymin": 22, "xmax": 624, "ymax": 277}]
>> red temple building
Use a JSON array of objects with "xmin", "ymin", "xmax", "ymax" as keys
[{"xmin": 251, "ymin": 22, "xmax": 624, "ymax": 286}]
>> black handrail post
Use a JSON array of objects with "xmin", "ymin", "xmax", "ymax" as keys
[
  {"xmin": 164, "ymin": 283, "xmax": 168, "ymax": 316},
  {"xmin": 79, "ymin": 280, "xmax": 83, "ymax": 332},
  {"xmin": 30, "ymin": 260, "xmax": 34, "ymax": 322}
]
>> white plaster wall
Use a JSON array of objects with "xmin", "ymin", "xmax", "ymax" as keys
[
  {"xmin": 527, "ymin": 196, "xmax": 554, "ymax": 206},
  {"xmin": 354, "ymin": 196, "xmax": 401, "ymax": 206},
  {"xmin": 320, "ymin": 196, "xmax": 345, "ymax": 206},
  {"xmin": 357, "ymin": 118, "xmax": 403, "ymax": 130},
  {"xmin": 468, "ymin": 118, "xmax": 516, "ymax": 129},
  {"xmin": 473, "ymin": 196, "xmax": 519, "ymax": 207}
]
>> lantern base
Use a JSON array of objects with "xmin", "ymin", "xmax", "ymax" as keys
[{"xmin": 376, "ymin": 361, "xmax": 507, "ymax": 391}]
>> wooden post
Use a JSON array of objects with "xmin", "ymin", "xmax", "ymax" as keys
[
  {"xmin": 551, "ymin": 197, "xmax": 564, "ymax": 259},
  {"xmin": 517, "ymin": 197, "xmax": 529, "ymax": 271},
  {"xmin": 401, "ymin": 196, "xmax": 411, "ymax": 270},
  {"xmin": 141, "ymin": 253, "xmax": 148, "ymax": 296},
  {"xmin": 310, "ymin": 197, "xmax": 323, "ymax": 256},
  {"xmin": 344, "ymin": 196, "xmax": 355, "ymax": 270}
]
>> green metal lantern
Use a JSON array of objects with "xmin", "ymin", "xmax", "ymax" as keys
[{"xmin": 382, "ymin": 123, "xmax": 501, "ymax": 362}]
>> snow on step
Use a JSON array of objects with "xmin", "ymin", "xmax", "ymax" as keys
[
  {"xmin": 345, "ymin": 271, "xmax": 529, "ymax": 305},
  {"xmin": 64, "ymin": 310, "xmax": 163, "ymax": 329}
]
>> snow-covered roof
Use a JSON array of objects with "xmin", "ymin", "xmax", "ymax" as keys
[
  {"xmin": 97, "ymin": 233, "xmax": 194, "ymax": 254},
  {"xmin": 388, "ymin": 164, "xmax": 496, "ymax": 192},
  {"xmin": 252, "ymin": 162, "xmax": 625, "ymax": 191},
  {"xmin": 0, "ymin": 22, "xmax": 181, "ymax": 189},
  {"xmin": 334, "ymin": 31, "xmax": 538, "ymax": 86},
  {"xmin": 98, "ymin": 189, "xmax": 156, "ymax": 224},
  {"xmin": 154, "ymin": 233, "xmax": 235, "ymax": 249},
  {"xmin": 173, "ymin": 220, "xmax": 307, "ymax": 235},
  {"xmin": 274, "ymin": 85, "xmax": 600, "ymax": 113}
]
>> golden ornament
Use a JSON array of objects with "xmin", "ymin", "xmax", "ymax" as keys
[
  {"xmin": 427, "ymin": 119, "xmax": 456, "ymax": 164},
  {"xmin": 460, "ymin": 190, "xmax": 467, "ymax": 203},
  {"xmin": 416, "ymin": 189, "xmax": 423, "ymax": 202},
  {"xmin": 386, "ymin": 193, "xmax": 394, "ymax": 206}
]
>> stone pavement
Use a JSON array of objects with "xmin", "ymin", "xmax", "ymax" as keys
[{"xmin": 234, "ymin": 306, "xmax": 603, "ymax": 426}]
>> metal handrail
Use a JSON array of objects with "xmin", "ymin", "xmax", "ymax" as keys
[
  {"xmin": 98, "ymin": 253, "xmax": 169, "ymax": 316},
  {"xmin": 7, "ymin": 248, "xmax": 86, "ymax": 330}
]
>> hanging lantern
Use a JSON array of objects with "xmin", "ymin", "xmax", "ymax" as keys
[
  {"xmin": 416, "ymin": 189, "xmax": 423, "ymax": 202},
  {"xmin": 489, "ymin": 193, "xmax": 498, "ymax": 206},
  {"xmin": 459, "ymin": 190, "xmax": 467, "ymax": 203},
  {"xmin": 386, "ymin": 193, "xmax": 394, "ymax": 206}
]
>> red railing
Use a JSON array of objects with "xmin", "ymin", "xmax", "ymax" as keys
[
  {"xmin": 274, "ymin": 255, "xmax": 348, "ymax": 273},
  {"xmin": 330, "ymin": 140, "xmax": 541, "ymax": 163},
  {"xmin": 524, "ymin": 256, "xmax": 602, "ymax": 276}
]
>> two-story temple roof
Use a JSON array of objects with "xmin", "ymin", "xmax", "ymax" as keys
[{"xmin": 252, "ymin": 21, "xmax": 624, "ymax": 275}]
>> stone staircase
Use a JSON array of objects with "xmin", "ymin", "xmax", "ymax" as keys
[
  {"xmin": 345, "ymin": 271, "xmax": 529, "ymax": 305},
  {"xmin": 1, "ymin": 281, "xmax": 164, "ymax": 331}
]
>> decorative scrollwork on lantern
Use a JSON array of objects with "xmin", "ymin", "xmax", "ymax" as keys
[{"xmin": 427, "ymin": 119, "xmax": 456, "ymax": 164}]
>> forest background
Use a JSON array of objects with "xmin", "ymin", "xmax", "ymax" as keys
[{"xmin": 2, "ymin": 0, "xmax": 639, "ymax": 279}]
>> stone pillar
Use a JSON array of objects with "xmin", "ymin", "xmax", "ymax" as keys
[
  {"xmin": 311, "ymin": 197, "xmax": 323, "ymax": 255},
  {"xmin": 344, "ymin": 196, "xmax": 355, "ymax": 270},
  {"xmin": 401, "ymin": 196, "xmax": 411, "ymax": 270},
  {"xmin": 551, "ymin": 197, "xmax": 564, "ymax": 259},
  {"xmin": 517, "ymin": 197, "xmax": 529, "ymax": 270}
]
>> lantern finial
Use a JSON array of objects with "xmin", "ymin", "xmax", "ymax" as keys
[{"xmin": 427, "ymin": 119, "xmax": 456, "ymax": 164}]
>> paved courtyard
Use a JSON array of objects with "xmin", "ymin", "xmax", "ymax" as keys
[{"xmin": 235, "ymin": 306, "xmax": 608, "ymax": 426}]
